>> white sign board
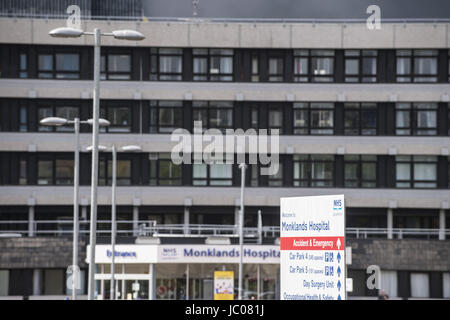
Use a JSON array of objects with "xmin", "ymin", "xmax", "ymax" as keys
[
  {"xmin": 158, "ymin": 245, "xmax": 280, "ymax": 264},
  {"xmin": 280, "ymin": 195, "xmax": 346, "ymax": 300}
]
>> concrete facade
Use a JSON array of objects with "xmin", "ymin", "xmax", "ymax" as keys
[{"xmin": 0, "ymin": 19, "xmax": 449, "ymax": 48}]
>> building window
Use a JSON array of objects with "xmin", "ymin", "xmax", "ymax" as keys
[
  {"xmin": 293, "ymin": 102, "xmax": 334, "ymax": 135},
  {"xmin": 193, "ymin": 101, "xmax": 233, "ymax": 132},
  {"xmin": 344, "ymin": 155, "xmax": 377, "ymax": 188},
  {"xmin": 249, "ymin": 164, "xmax": 260, "ymax": 186},
  {"xmin": 38, "ymin": 158, "xmax": 74, "ymax": 185},
  {"xmin": 268, "ymin": 162, "xmax": 283, "ymax": 186},
  {"xmin": 396, "ymin": 50, "xmax": 438, "ymax": 82},
  {"xmin": 443, "ymin": 273, "xmax": 450, "ymax": 299},
  {"xmin": 149, "ymin": 153, "xmax": 182, "ymax": 186},
  {"xmin": 193, "ymin": 49, "xmax": 233, "ymax": 81},
  {"xmin": 293, "ymin": 155, "xmax": 334, "ymax": 187},
  {"xmin": 55, "ymin": 159, "xmax": 74, "ymax": 185},
  {"xmin": 344, "ymin": 103, "xmax": 377, "ymax": 135},
  {"xmin": 410, "ymin": 273, "xmax": 430, "ymax": 298},
  {"xmin": 268, "ymin": 107, "xmax": 283, "ymax": 134},
  {"xmin": 37, "ymin": 160, "xmax": 53, "ymax": 185},
  {"xmin": 99, "ymin": 158, "xmax": 131, "ymax": 186},
  {"xmin": 150, "ymin": 48, "xmax": 183, "ymax": 81},
  {"xmin": 311, "ymin": 50, "xmax": 335, "ymax": 82},
  {"xmin": 150, "ymin": 101, "xmax": 183, "ymax": 133},
  {"xmin": 19, "ymin": 157, "xmax": 27, "ymax": 185},
  {"xmin": 396, "ymin": 103, "xmax": 437, "ymax": 136},
  {"xmin": 396, "ymin": 155, "xmax": 437, "ymax": 188},
  {"xmin": 101, "ymin": 53, "xmax": 131, "ymax": 80},
  {"xmin": 268, "ymin": 56, "xmax": 284, "ymax": 82},
  {"xmin": 293, "ymin": 50, "xmax": 309, "ymax": 82},
  {"xmin": 19, "ymin": 105, "xmax": 27, "ymax": 132},
  {"xmin": 293, "ymin": 50, "xmax": 334, "ymax": 82},
  {"xmin": 38, "ymin": 53, "xmax": 80, "ymax": 79},
  {"xmin": 38, "ymin": 105, "xmax": 79, "ymax": 132},
  {"xmin": 19, "ymin": 53, "xmax": 28, "ymax": 78},
  {"xmin": 193, "ymin": 162, "xmax": 233, "ymax": 186},
  {"xmin": 344, "ymin": 50, "xmax": 377, "ymax": 82},
  {"xmin": 100, "ymin": 105, "xmax": 131, "ymax": 133},
  {"xmin": 251, "ymin": 54, "xmax": 259, "ymax": 82}
]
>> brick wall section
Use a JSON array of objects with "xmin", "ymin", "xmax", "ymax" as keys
[
  {"xmin": 0, "ymin": 237, "xmax": 87, "ymax": 269},
  {"xmin": 347, "ymin": 238, "xmax": 450, "ymax": 272}
]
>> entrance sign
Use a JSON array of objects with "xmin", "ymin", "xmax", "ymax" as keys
[
  {"xmin": 280, "ymin": 195, "xmax": 346, "ymax": 300},
  {"xmin": 214, "ymin": 271, "xmax": 234, "ymax": 300}
]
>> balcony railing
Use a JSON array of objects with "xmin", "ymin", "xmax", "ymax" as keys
[{"xmin": 0, "ymin": 220, "xmax": 448, "ymax": 241}]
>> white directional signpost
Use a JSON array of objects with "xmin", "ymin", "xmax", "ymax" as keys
[{"xmin": 280, "ymin": 195, "xmax": 346, "ymax": 300}]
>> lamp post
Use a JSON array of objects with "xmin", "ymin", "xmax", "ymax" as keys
[
  {"xmin": 87, "ymin": 144, "xmax": 142, "ymax": 300},
  {"xmin": 238, "ymin": 163, "xmax": 246, "ymax": 300},
  {"xmin": 39, "ymin": 116, "xmax": 110, "ymax": 300},
  {"xmin": 49, "ymin": 26, "xmax": 145, "ymax": 301}
]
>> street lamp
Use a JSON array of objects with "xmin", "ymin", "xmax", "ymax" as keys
[
  {"xmin": 87, "ymin": 144, "xmax": 142, "ymax": 300},
  {"xmin": 39, "ymin": 116, "xmax": 110, "ymax": 300},
  {"xmin": 49, "ymin": 26, "xmax": 145, "ymax": 301},
  {"xmin": 238, "ymin": 163, "xmax": 246, "ymax": 300}
]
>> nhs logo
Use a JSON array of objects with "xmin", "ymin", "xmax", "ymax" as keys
[{"xmin": 332, "ymin": 199, "xmax": 343, "ymax": 215}]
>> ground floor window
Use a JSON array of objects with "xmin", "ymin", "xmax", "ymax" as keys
[{"xmin": 155, "ymin": 264, "xmax": 279, "ymax": 300}]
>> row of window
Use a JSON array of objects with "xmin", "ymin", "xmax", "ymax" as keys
[
  {"xmin": 1, "ymin": 100, "xmax": 450, "ymax": 136},
  {"xmin": 3, "ymin": 46, "xmax": 450, "ymax": 83},
  {"xmin": 1, "ymin": 153, "xmax": 449, "ymax": 189}
]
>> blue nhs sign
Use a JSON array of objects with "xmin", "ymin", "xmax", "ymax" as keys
[{"xmin": 333, "ymin": 199, "xmax": 342, "ymax": 211}]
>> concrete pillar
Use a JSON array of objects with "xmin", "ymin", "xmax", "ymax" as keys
[
  {"xmin": 234, "ymin": 206, "xmax": 240, "ymax": 227},
  {"xmin": 81, "ymin": 206, "xmax": 87, "ymax": 220},
  {"xmin": 149, "ymin": 264, "xmax": 156, "ymax": 300},
  {"xmin": 28, "ymin": 198, "xmax": 36, "ymax": 237},
  {"xmin": 387, "ymin": 208, "xmax": 393, "ymax": 240},
  {"xmin": 132, "ymin": 198, "xmax": 141, "ymax": 236},
  {"xmin": 184, "ymin": 198, "xmax": 192, "ymax": 235},
  {"xmin": 184, "ymin": 207, "xmax": 190, "ymax": 235},
  {"xmin": 32, "ymin": 269, "xmax": 42, "ymax": 296},
  {"xmin": 439, "ymin": 209, "xmax": 446, "ymax": 240}
]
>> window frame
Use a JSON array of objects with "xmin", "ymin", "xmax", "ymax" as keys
[
  {"xmin": 150, "ymin": 48, "xmax": 183, "ymax": 81},
  {"xmin": 293, "ymin": 49, "xmax": 335, "ymax": 83},
  {"xmin": 149, "ymin": 100, "xmax": 183, "ymax": 134},
  {"xmin": 344, "ymin": 102, "xmax": 377, "ymax": 135},
  {"xmin": 192, "ymin": 101, "xmax": 234, "ymax": 132},
  {"xmin": 344, "ymin": 155, "xmax": 377, "ymax": 188},
  {"xmin": 267, "ymin": 55, "xmax": 285, "ymax": 82},
  {"xmin": 37, "ymin": 101, "xmax": 80, "ymax": 133},
  {"xmin": 192, "ymin": 48, "xmax": 234, "ymax": 82},
  {"xmin": 293, "ymin": 154, "xmax": 335, "ymax": 187},
  {"xmin": 37, "ymin": 50, "xmax": 80, "ymax": 79},
  {"xmin": 19, "ymin": 52, "xmax": 28, "ymax": 78},
  {"xmin": 395, "ymin": 49, "xmax": 438, "ymax": 83},
  {"xmin": 100, "ymin": 50, "xmax": 132, "ymax": 80},
  {"xmin": 100, "ymin": 103, "xmax": 132, "ymax": 133},
  {"xmin": 37, "ymin": 154, "xmax": 74, "ymax": 186},
  {"xmin": 149, "ymin": 153, "xmax": 182, "ymax": 186},
  {"xmin": 395, "ymin": 155, "xmax": 437, "ymax": 189},
  {"xmin": 98, "ymin": 156, "xmax": 132, "ymax": 186},
  {"xmin": 344, "ymin": 50, "xmax": 378, "ymax": 83},
  {"xmin": 192, "ymin": 161, "xmax": 233, "ymax": 186},
  {"xmin": 293, "ymin": 102, "xmax": 334, "ymax": 135},
  {"xmin": 395, "ymin": 102, "xmax": 438, "ymax": 136}
]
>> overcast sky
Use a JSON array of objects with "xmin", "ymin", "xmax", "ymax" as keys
[{"xmin": 143, "ymin": 0, "xmax": 450, "ymax": 19}]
